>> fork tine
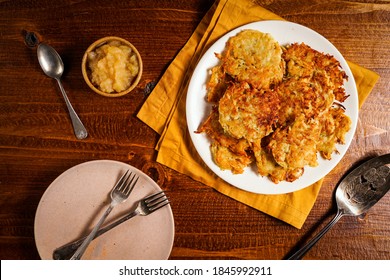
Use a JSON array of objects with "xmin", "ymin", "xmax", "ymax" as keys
[
  {"xmin": 144, "ymin": 191, "xmax": 164, "ymax": 203},
  {"xmin": 114, "ymin": 171, "xmax": 138, "ymax": 195},
  {"xmin": 124, "ymin": 173, "xmax": 139, "ymax": 195},
  {"xmin": 114, "ymin": 170, "xmax": 130, "ymax": 190},
  {"xmin": 145, "ymin": 192, "xmax": 169, "ymax": 208},
  {"xmin": 149, "ymin": 199, "xmax": 170, "ymax": 212}
]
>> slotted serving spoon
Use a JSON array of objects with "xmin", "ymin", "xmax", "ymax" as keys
[{"xmin": 288, "ymin": 153, "xmax": 390, "ymax": 260}]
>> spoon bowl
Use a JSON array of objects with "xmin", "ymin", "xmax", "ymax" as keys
[
  {"xmin": 37, "ymin": 44, "xmax": 64, "ymax": 79},
  {"xmin": 37, "ymin": 43, "xmax": 88, "ymax": 139},
  {"xmin": 288, "ymin": 153, "xmax": 390, "ymax": 259}
]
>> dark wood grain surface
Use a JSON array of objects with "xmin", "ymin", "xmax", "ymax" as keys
[{"xmin": 0, "ymin": 0, "xmax": 389, "ymax": 260}]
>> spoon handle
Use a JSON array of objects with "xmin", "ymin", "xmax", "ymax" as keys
[
  {"xmin": 56, "ymin": 79, "xmax": 88, "ymax": 139},
  {"xmin": 287, "ymin": 210, "xmax": 344, "ymax": 260}
]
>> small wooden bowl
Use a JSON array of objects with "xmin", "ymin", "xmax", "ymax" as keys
[{"xmin": 82, "ymin": 36, "xmax": 143, "ymax": 97}]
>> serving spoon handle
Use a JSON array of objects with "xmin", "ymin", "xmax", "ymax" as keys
[{"xmin": 287, "ymin": 209, "xmax": 345, "ymax": 260}]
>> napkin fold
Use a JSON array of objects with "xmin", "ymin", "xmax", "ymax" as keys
[{"xmin": 137, "ymin": 0, "xmax": 379, "ymax": 228}]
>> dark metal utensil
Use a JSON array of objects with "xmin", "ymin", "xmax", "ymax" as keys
[
  {"xmin": 37, "ymin": 43, "xmax": 88, "ymax": 139},
  {"xmin": 288, "ymin": 153, "xmax": 390, "ymax": 260}
]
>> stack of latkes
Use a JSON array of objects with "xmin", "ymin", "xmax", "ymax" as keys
[{"xmin": 197, "ymin": 30, "xmax": 351, "ymax": 184}]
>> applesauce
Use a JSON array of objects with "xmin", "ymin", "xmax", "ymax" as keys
[{"xmin": 87, "ymin": 40, "xmax": 140, "ymax": 93}]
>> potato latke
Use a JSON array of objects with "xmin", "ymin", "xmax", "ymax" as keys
[
  {"xmin": 218, "ymin": 82, "xmax": 280, "ymax": 143},
  {"xmin": 197, "ymin": 30, "xmax": 351, "ymax": 184},
  {"xmin": 221, "ymin": 30, "xmax": 285, "ymax": 89}
]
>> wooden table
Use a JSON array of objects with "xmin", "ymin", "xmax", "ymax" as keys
[{"xmin": 1, "ymin": 0, "xmax": 389, "ymax": 260}]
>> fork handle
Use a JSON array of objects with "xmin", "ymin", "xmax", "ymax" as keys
[
  {"xmin": 69, "ymin": 205, "xmax": 114, "ymax": 260},
  {"xmin": 53, "ymin": 210, "xmax": 138, "ymax": 260}
]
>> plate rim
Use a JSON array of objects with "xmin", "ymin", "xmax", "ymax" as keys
[{"xmin": 186, "ymin": 20, "xmax": 358, "ymax": 194}]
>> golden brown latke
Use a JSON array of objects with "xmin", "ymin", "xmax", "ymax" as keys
[
  {"xmin": 276, "ymin": 73, "xmax": 335, "ymax": 125},
  {"xmin": 317, "ymin": 106, "xmax": 352, "ymax": 160},
  {"xmin": 218, "ymin": 82, "xmax": 280, "ymax": 143},
  {"xmin": 210, "ymin": 142, "xmax": 253, "ymax": 174},
  {"xmin": 206, "ymin": 65, "xmax": 229, "ymax": 103},
  {"xmin": 196, "ymin": 107, "xmax": 252, "ymax": 174},
  {"xmin": 197, "ymin": 30, "xmax": 351, "ymax": 184},
  {"xmin": 267, "ymin": 114, "xmax": 321, "ymax": 170},
  {"xmin": 252, "ymin": 142, "xmax": 304, "ymax": 184},
  {"xmin": 283, "ymin": 42, "xmax": 349, "ymax": 102},
  {"xmin": 221, "ymin": 30, "xmax": 285, "ymax": 90},
  {"xmin": 197, "ymin": 107, "xmax": 251, "ymax": 156}
]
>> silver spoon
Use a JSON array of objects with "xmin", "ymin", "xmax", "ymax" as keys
[
  {"xmin": 288, "ymin": 153, "xmax": 390, "ymax": 260},
  {"xmin": 37, "ymin": 43, "xmax": 88, "ymax": 139}
]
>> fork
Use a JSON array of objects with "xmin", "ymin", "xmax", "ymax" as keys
[
  {"xmin": 53, "ymin": 191, "xmax": 169, "ymax": 260},
  {"xmin": 69, "ymin": 170, "xmax": 138, "ymax": 260}
]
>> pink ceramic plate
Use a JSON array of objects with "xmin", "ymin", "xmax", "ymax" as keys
[{"xmin": 34, "ymin": 160, "xmax": 174, "ymax": 260}]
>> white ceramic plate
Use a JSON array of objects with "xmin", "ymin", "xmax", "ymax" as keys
[
  {"xmin": 186, "ymin": 20, "xmax": 358, "ymax": 194},
  {"xmin": 34, "ymin": 160, "xmax": 174, "ymax": 259}
]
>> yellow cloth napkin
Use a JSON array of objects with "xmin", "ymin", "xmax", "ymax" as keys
[{"xmin": 137, "ymin": 0, "xmax": 379, "ymax": 229}]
